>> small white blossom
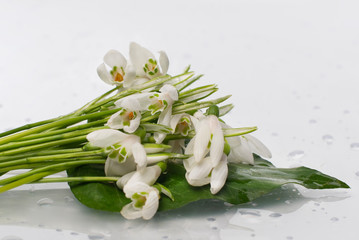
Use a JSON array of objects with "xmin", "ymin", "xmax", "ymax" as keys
[
  {"xmin": 97, "ymin": 49, "xmax": 136, "ymax": 87},
  {"xmin": 129, "ymin": 42, "xmax": 169, "ymax": 81},
  {"xmin": 118, "ymin": 165, "xmax": 162, "ymax": 220},
  {"xmin": 86, "ymin": 129, "xmax": 147, "ymax": 176},
  {"xmin": 106, "ymin": 108, "xmax": 141, "ymax": 133}
]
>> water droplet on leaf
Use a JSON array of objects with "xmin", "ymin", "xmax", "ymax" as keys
[{"xmin": 269, "ymin": 213, "xmax": 282, "ymax": 218}]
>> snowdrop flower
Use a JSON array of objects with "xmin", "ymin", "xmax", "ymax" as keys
[
  {"xmin": 115, "ymin": 84, "xmax": 178, "ymax": 143},
  {"xmin": 106, "ymin": 108, "xmax": 141, "ymax": 133},
  {"xmin": 129, "ymin": 42, "xmax": 169, "ymax": 82},
  {"xmin": 170, "ymin": 113, "xmax": 195, "ymax": 136},
  {"xmin": 120, "ymin": 182, "xmax": 160, "ymax": 220},
  {"xmin": 117, "ymin": 165, "xmax": 162, "ymax": 220},
  {"xmin": 183, "ymin": 114, "xmax": 227, "ymax": 194},
  {"xmin": 86, "ymin": 129, "xmax": 147, "ymax": 176},
  {"xmin": 97, "ymin": 49, "xmax": 136, "ymax": 88},
  {"xmin": 226, "ymin": 134, "xmax": 272, "ymax": 165}
]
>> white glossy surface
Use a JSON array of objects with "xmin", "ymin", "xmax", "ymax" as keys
[{"xmin": 0, "ymin": 0, "xmax": 358, "ymax": 239}]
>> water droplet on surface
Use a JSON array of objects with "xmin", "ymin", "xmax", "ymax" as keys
[
  {"xmin": 355, "ymin": 171, "xmax": 359, "ymax": 177},
  {"xmin": 224, "ymin": 202, "xmax": 234, "ymax": 207},
  {"xmin": 271, "ymin": 132, "xmax": 278, "ymax": 137},
  {"xmin": 269, "ymin": 213, "xmax": 282, "ymax": 218},
  {"xmin": 350, "ymin": 143, "xmax": 359, "ymax": 150},
  {"xmin": 1, "ymin": 236, "xmax": 23, "ymax": 240},
  {"xmin": 207, "ymin": 217, "xmax": 216, "ymax": 222},
  {"xmin": 88, "ymin": 234, "xmax": 104, "ymax": 240},
  {"xmin": 64, "ymin": 196, "xmax": 75, "ymax": 202},
  {"xmin": 212, "ymin": 227, "xmax": 218, "ymax": 230},
  {"xmin": 309, "ymin": 119, "xmax": 317, "ymax": 124},
  {"xmin": 322, "ymin": 135, "xmax": 334, "ymax": 144},
  {"xmin": 37, "ymin": 198, "xmax": 54, "ymax": 206},
  {"xmin": 285, "ymin": 200, "xmax": 291, "ymax": 204},
  {"xmin": 288, "ymin": 150, "xmax": 304, "ymax": 160},
  {"xmin": 286, "ymin": 236, "xmax": 294, "ymax": 240},
  {"xmin": 239, "ymin": 209, "xmax": 261, "ymax": 217},
  {"xmin": 343, "ymin": 110, "xmax": 350, "ymax": 114},
  {"xmin": 331, "ymin": 217, "xmax": 339, "ymax": 222}
]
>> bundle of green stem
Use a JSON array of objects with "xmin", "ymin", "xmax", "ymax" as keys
[{"xmin": 0, "ymin": 68, "xmax": 254, "ymax": 194}]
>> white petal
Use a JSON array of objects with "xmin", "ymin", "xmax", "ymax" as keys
[
  {"xmin": 168, "ymin": 139, "xmax": 184, "ymax": 154},
  {"xmin": 184, "ymin": 137, "xmax": 195, "ymax": 155},
  {"xmin": 132, "ymin": 142, "xmax": 147, "ymax": 169},
  {"xmin": 97, "ymin": 63, "xmax": 114, "ymax": 85},
  {"xmin": 183, "ymin": 156, "xmax": 195, "ymax": 172},
  {"xmin": 210, "ymin": 155, "xmax": 228, "ymax": 194},
  {"xmin": 194, "ymin": 118, "xmax": 211, "ymax": 163},
  {"xmin": 123, "ymin": 111, "xmax": 141, "ymax": 133},
  {"xmin": 105, "ymin": 157, "xmax": 136, "ymax": 177},
  {"xmin": 142, "ymin": 190, "xmax": 159, "ymax": 220},
  {"xmin": 120, "ymin": 203, "xmax": 143, "ymax": 220},
  {"xmin": 129, "ymin": 42, "xmax": 155, "ymax": 76},
  {"xmin": 209, "ymin": 116, "xmax": 224, "ymax": 167},
  {"xmin": 116, "ymin": 171, "xmax": 135, "ymax": 189},
  {"xmin": 126, "ymin": 165, "xmax": 161, "ymax": 187},
  {"xmin": 170, "ymin": 114, "xmax": 184, "ymax": 133},
  {"xmin": 86, "ymin": 129, "xmax": 128, "ymax": 148},
  {"xmin": 186, "ymin": 172, "xmax": 210, "ymax": 186},
  {"xmin": 103, "ymin": 49, "xmax": 127, "ymax": 68},
  {"xmin": 159, "ymin": 51, "xmax": 169, "ymax": 75},
  {"xmin": 122, "ymin": 64, "xmax": 137, "ymax": 89},
  {"xmin": 115, "ymin": 93, "xmax": 152, "ymax": 111},
  {"xmin": 124, "ymin": 182, "xmax": 152, "ymax": 198},
  {"xmin": 245, "ymin": 134, "xmax": 272, "ymax": 159},
  {"xmin": 106, "ymin": 111, "xmax": 124, "ymax": 130},
  {"xmin": 187, "ymin": 157, "xmax": 212, "ymax": 181},
  {"xmin": 227, "ymin": 136, "xmax": 254, "ymax": 164},
  {"xmin": 160, "ymin": 84, "xmax": 178, "ymax": 102}
]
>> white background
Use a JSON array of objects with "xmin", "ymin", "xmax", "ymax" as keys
[{"xmin": 0, "ymin": 0, "xmax": 359, "ymax": 239}]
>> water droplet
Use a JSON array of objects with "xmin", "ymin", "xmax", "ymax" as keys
[
  {"xmin": 37, "ymin": 198, "xmax": 54, "ymax": 206},
  {"xmin": 343, "ymin": 110, "xmax": 350, "ymax": 114},
  {"xmin": 224, "ymin": 202, "xmax": 234, "ymax": 207},
  {"xmin": 212, "ymin": 227, "xmax": 218, "ymax": 230},
  {"xmin": 314, "ymin": 202, "xmax": 320, "ymax": 206},
  {"xmin": 162, "ymin": 236, "xmax": 168, "ymax": 239},
  {"xmin": 207, "ymin": 217, "xmax": 216, "ymax": 222},
  {"xmin": 71, "ymin": 232, "xmax": 79, "ymax": 236},
  {"xmin": 88, "ymin": 234, "xmax": 104, "ymax": 240},
  {"xmin": 271, "ymin": 132, "xmax": 278, "ymax": 137},
  {"xmin": 1, "ymin": 236, "xmax": 23, "ymax": 240},
  {"xmin": 286, "ymin": 236, "xmax": 294, "ymax": 240},
  {"xmin": 350, "ymin": 143, "xmax": 359, "ymax": 150},
  {"xmin": 313, "ymin": 106, "xmax": 320, "ymax": 110},
  {"xmin": 251, "ymin": 233, "xmax": 256, "ymax": 237},
  {"xmin": 309, "ymin": 119, "xmax": 317, "ymax": 124},
  {"xmin": 239, "ymin": 209, "xmax": 261, "ymax": 217},
  {"xmin": 288, "ymin": 150, "xmax": 304, "ymax": 160},
  {"xmin": 269, "ymin": 213, "xmax": 282, "ymax": 218},
  {"xmin": 251, "ymin": 203, "xmax": 258, "ymax": 207},
  {"xmin": 322, "ymin": 135, "xmax": 334, "ymax": 144},
  {"xmin": 355, "ymin": 171, "xmax": 359, "ymax": 177},
  {"xmin": 285, "ymin": 200, "xmax": 291, "ymax": 204},
  {"xmin": 331, "ymin": 217, "xmax": 339, "ymax": 222},
  {"xmin": 64, "ymin": 196, "xmax": 74, "ymax": 202}
]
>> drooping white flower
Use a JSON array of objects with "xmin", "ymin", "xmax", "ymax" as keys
[
  {"xmin": 117, "ymin": 165, "xmax": 163, "ymax": 220},
  {"xmin": 129, "ymin": 42, "xmax": 169, "ymax": 81},
  {"xmin": 120, "ymin": 182, "xmax": 160, "ymax": 220},
  {"xmin": 184, "ymin": 154, "xmax": 228, "ymax": 194},
  {"xmin": 97, "ymin": 49, "xmax": 136, "ymax": 87},
  {"xmin": 106, "ymin": 108, "xmax": 141, "ymax": 133},
  {"xmin": 86, "ymin": 129, "xmax": 147, "ymax": 176},
  {"xmin": 183, "ymin": 114, "xmax": 227, "ymax": 194},
  {"xmin": 226, "ymin": 134, "xmax": 272, "ymax": 165},
  {"xmin": 170, "ymin": 113, "xmax": 195, "ymax": 136}
]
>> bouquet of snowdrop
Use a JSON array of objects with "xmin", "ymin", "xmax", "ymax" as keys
[{"xmin": 0, "ymin": 43, "xmax": 348, "ymax": 220}]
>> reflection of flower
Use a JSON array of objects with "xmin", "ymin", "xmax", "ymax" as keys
[
  {"xmin": 97, "ymin": 49, "xmax": 136, "ymax": 88},
  {"xmin": 86, "ymin": 129, "xmax": 147, "ymax": 176},
  {"xmin": 106, "ymin": 108, "xmax": 141, "ymax": 133}
]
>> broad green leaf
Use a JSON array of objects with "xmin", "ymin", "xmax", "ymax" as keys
[{"xmin": 67, "ymin": 156, "xmax": 349, "ymax": 213}]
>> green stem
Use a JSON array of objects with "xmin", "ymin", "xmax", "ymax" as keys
[
  {"xmin": 0, "ymin": 159, "xmax": 106, "ymax": 187},
  {"xmin": 0, "ymin": 150, "xmax": 104, "ymax": 168},
  {"xmin": 0, "ymin": 109, "xmax": 118, "ymax": 146},
  {"xmin": 0, "ymin": 135, "xmax": 88, "ymax": 156},
  {"xmin": 0, "ymin": 148, "xmax": 83, "ymax": 162},
  {"xmin": 36, "ymin": 176, "xmax": 119, "ymax": 183}
]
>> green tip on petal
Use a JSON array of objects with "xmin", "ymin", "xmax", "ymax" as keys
[
  {"xmin": 156, "ymin": 161, "xmax": 167, "ymax": 172},
  {"xmin": 206, "ymin": 105, "xmax": 220, "ymax": 117}
]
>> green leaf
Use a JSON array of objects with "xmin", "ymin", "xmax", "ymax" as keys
[
  {"xmin": 67, "ymin": 164, "xmax": 129, "ymax": 212},
  {"xmin": 67, "ymin": 156, "xmax": 349, "ymax": 213}
]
